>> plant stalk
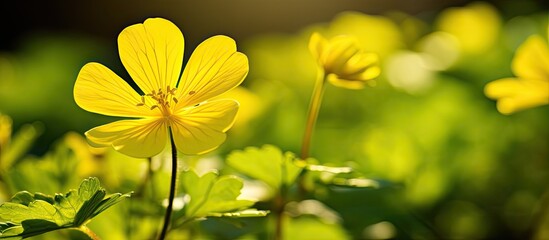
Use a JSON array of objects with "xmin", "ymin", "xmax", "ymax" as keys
[
  {"xmin": 79, "ymin": 225, "xmax": 100, "ymax": 240},
  {"xmin": 158, "ymin": 128, "xmax": 178, "ymax": 240},
  {"xmin": 300, "ymin": 68, "xmax": 327, "ymax": 160},
  {"xmin": 273, "ymin": 189, "xmax": 286, "ymax": 240},
  {"xmin": 297, "ymin": 68, "xmax": 327, "ymax": 199}
]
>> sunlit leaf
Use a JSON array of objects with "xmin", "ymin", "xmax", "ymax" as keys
[
  {"xmin": 178, "ymin": 170, "xmax": 255, "ymax": 218},
  {"xmin": 0, "ymin": 177, "xmax": 130, "ymax": 239},
  {"xmin": 226, "ymin": 145, "xmax": 303, "ymax": 190}
]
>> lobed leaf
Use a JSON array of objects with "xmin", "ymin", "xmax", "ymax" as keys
[
  {"xmin": 226, "ymin": 145, "xmax": 303, "ymax": 190},
  {"xmin": 178, "ymin": 170, "xmax": 257, "ymax": 219},
  {"xmin": 0, "ymin": 177, "xmax": 130, "ymax": 239}
]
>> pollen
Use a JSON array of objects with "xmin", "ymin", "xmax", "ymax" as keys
[{"xmin": 136, "ymin": 86, "xmax": 179, "ymax": 116}]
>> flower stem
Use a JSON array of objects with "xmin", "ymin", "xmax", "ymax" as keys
[
  {"xmin": 300, "ymin": 68, "xmax": 327, "ymax": 160},
  {"xmin": 273, "ymin": 189, "xmax": 286, "ymax": 240},
  {"xmin": 79, "ymin": 225, "xmax": 100, "ymax": 240},
  {"xmin": 158, "ymin": 128, "xmax": 178, "ymax": 240},
  {"xmin": 274, "ymin": 156, "xmax": 290, "ymax": 240},
  {"xmin": 297, "ymin": 68, "xmax": 327, "ymax": 199}
]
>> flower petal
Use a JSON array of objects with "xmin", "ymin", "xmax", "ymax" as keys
[
  {"xmin": 85, "ymin": 118, "xmax": 168, "ymax": 158},
  {"xmin": 485, "ymin": 77, "xmax": 549, "ymax": 114},
  {"xmin": 327, "ymin": 74, "xmax": 368, "ymax": 89},
  {"xmin": 512, "ymin": 35, "xmax": 549, "ymax": 82},
  {"xmin": 118, "ymin": 18, "xmax": 184, "ymax": 94},
  {"xmin": 323, "ymin": 36, "xmax": 359, "ymax": 73},
  {"xmin": 74, "ymin": 62, "xmax": 156, "ymax": 117},
  {"xmin": 341, "ymin": 52, "xmax": 379, "ymax": 77},
  {"xmin": 176, "ymin": 36, "xmax": 248, "ymax": 108},
  {"xmin": 309, "ymin": 32, "xmax": 327, "ymax": 60},
  {"xmin": 171, "ymin": 99, "xmax": 239, "ymax": 155}
]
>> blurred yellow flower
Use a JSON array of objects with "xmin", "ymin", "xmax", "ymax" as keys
[
  {"xmin": 64, "ymin": 132, "xmax": 148, "ymax": 189},
  {"xmin": 485, "ymin": 35, "xmax": 549, "ymax": 114},
  {"xmin": 309, "ymin": 32, "xmax": 380, "ymax": 89},
  {"xmin": 327, "ymin": 12, "xmax": 404, "ymax": 58},
  {"xmin": 74, "ymin": 18, "xmax": 248, "ymax": 157},
  {"xmin": 213, "ymin": 87, "xmax": 264, "ymax": 129},
  {"xmin": 0, "ymin": 114, "xmax": 11, "ymax": 154},
  {"xmin": 436, "ymin": 2, "xmax": 501, "ymax": 54}
]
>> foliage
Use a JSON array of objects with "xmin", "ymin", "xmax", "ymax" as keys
[
  {"xmin": 0, "ymin": 177, "xmax": 129, "ymax": 239},
  {"xmin": 175, "ymin": 170, "xmax": 268, "ymax": 222}
]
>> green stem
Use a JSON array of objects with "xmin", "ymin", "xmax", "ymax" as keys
[
  {"xmin": 79, "ymin": 225, "xmax": 100, "ymax": 240},
  {"xmin": 300, "ymin": 68, "xmax": 327, "ymax": 160},
  {"xmin": 296, "ymin": 68, "xmax": 327, "ymax": 199},
  {"xmin": 273, "ymin": 192, "xmax": 285, "ymax": 240},
  {"xmin": 158, "ymin": 128, "xmax": 178, "ymax": 240},
  {"xmin": 274, "ymin": 163, "xmax": 289, "ymax": 240}
]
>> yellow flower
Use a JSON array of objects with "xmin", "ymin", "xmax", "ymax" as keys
[
  {"xmin": 436, "ymin": 2, "xmax": 501, "ymax": 54},
  {"xmin": 484, "ymin": 35, "xmax": 549, "ymax": 115},
  {"xmin": 309, "ymin": 32, "xmax": 380, "ymax": 89},
  {"xmin": 74, "ymin": 18, "xmax": 248, "ymax": 157}
]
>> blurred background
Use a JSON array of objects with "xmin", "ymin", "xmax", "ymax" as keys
[{"xmin": 1, "ymin": 0, "xmax": 548, "ymax": 239}]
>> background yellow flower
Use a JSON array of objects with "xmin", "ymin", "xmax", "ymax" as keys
[
  {"xmin": 309, "ymin": 32, "xmax": 380, "ymax": 89},
  {"xmin": 485, "ymin": 35, "xmax": 549, "ymax": 114}
]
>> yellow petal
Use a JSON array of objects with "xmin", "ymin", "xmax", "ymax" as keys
[
  {"xmin": 309, "ymin": 32, "xmax": 327, "ymax": 60},
  {"xmin": 512, "ymin": 35, "xmax": 549, "ymax": 82},
  {"xmin": 327, "ymin": 74, "xmax": 367, "ymax": 89},
  {"xmin": 176, "ymin": 36, "xmax": 248, "ymax": 108},
  {"xmin": 118, "ymin": 18, "xmax": 184, "ymax": 94},
  {"xmin": 171, "ymin": 99, "xmax": 238, "ymax": 155},
  {"xmin": 341, "ymin": 52, "xmax": 379, "ymax": 77},
  {"xmin": 485, "ymin": 78, "xmax": 549, "ymax": 114},
  {"xmin": 74, "ymin": 62, "xmax": 156, "ymax": 117},
  {"xmin": 85, "ymin": 118, "xmax": 168, "ymax": 158},
  {"xmin": 323, "ymin": 36, "xmax": 359, "ymax": 73},
  {"xmin": 356, "ymin": 64, "xmax": 381, "ymax": 81},
  {"xmin": 484, "ymin": 78, "xmax": 521, "ymax": 98}
]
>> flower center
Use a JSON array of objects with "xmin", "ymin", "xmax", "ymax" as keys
[{"xmin": 137, "ymin": 86, "xmax": 179, "ymax": 116}]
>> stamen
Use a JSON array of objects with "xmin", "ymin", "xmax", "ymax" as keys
[
  {"xmin": 136, "ymin": 96, "xmax": 146, "ymax": 107},
  {"xmin": 168, "ymin": 87, "xmax": 177, "ymax": 95},
  {"xmin": 136, "ymin": 87, "xmax": 181, "ymax": 115},
  {"xmin": 189, "ymin": 91, "xmax": 196, "ymax": 95}
]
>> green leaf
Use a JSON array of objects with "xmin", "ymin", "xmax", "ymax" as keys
[
  {"xmin": 179, "ymin": 170, "xmax": 256, "ymax": 218},
  {"xmin": 0, "ymin": 177, "xmax": 130, "ymax": 239},
  {"xmin": 226, "ymin": 145, "xmax": 303, "ymax": 190}
]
